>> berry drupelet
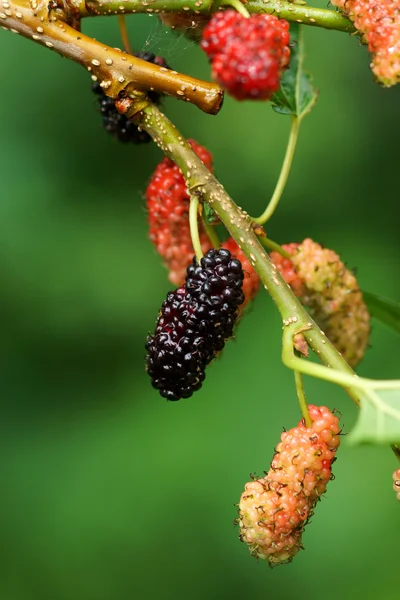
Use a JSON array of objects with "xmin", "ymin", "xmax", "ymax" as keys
[
  {"xmin": 92, "ymin": 51, "xmax": 169, "ymax": 143},
  {"xmin": 146, "ymin": 248, "xmax": 244, "ymax": 400}
]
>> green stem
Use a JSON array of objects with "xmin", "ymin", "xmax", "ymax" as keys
[
  {"xmin": 220, "ymin": 0, "xmax": 250, "ymax": 18},
  {"xmin": 294, "ymin": 370, "xmax": 312, "ymax": 427},
  {"xmin": 136, "ymin": 103, "xmax": 357, "ymax": 376},
  {"xmin": 253, "ymin": 116, "xmax": 300, "ymax": 225},
  {"xmin": 81, "ymin": 0, "xmax": 355, "ymax": 32},
  {"xmin": 136, "ymin": 103, "xmax": 400, "ymax": 462},
  {"xmin": 189, "ymin": 196, "xmax": 204, "ymax": 261},
  {"xmin": 118, "ymin": 14, "xmax": 132, "ymax": 53},
  {"xmin": 282, "ymin": 327, "xmax": 359, "ymax": 405},
  {"xmin": 283, "ymin": 329, "xmax": 400, "ymax": 411},
  {"xmin": 202, "ymin": 218, "xmax": 221, "ymax": 248},
  {"xmin": 258, "ymin": 236, "xmax": 291, "ymax": 259}
]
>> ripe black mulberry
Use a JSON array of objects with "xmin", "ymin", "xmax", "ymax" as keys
[{"xmin": 146, "ymin": 248, "xmax": 244, "ymax": 400}]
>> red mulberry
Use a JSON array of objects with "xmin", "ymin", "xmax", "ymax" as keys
[
  {"xmin": 331, "ymin": 0, "xmax": 400, "ymax": 86},
  {"xmin": 238, "ymin": 405, "xmax": 340, "ymax": 566},
  {"xmin": 201, "ymin": 11, "xmax": 291, "ymax": 100},
  {"xmin": 270, "ymin": 239, "xmax": 370, "ymax": 367},
  {"xmin": 146, "ymin": 140, "xmax": 214, "ymax": 285}
]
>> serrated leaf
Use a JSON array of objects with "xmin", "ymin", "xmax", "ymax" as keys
[
  {"xmin": 271, "ymin": 23, "xmax": 318, "ymax": 120},
  {"xmin": 363, "ymin": 290, "xmax": 400, "ymax": 336},
  {"xmin": 348, "ymin": 388, "xmax": 400, "ymax": 445}
]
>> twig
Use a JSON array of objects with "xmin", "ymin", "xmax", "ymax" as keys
[
  {"xmin": 131, "ymin": 101, "xmax": 358, "ymax": 377},
  {"xmin": 80, "ymin": 0, "xmax": 355, "ymax": 33},
  {"xmin": 2, "ymin": 0, "xmax": 224, "ymax": 115}
]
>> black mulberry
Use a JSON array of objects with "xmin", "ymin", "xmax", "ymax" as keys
[
  {"xmin": 92, "ymin": 52, "xmax": 169, "ymax": 144},
  {"xmin": 146, "ymin": 248, "xmax": 245, "ymax": 400}
]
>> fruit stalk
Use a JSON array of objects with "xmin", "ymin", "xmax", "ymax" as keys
[
  {"xmin": 254, "ymin": 116, "xmax": 300, "ymax": 225},
  {"xmin": 117, "ymin": 14, "xmax": 132, "ymax": 54},
  {"xmin": 80, "ymin": 0, "xmax": 355, "ymax": 33},
  {"xmin": 201, "ymin": 217, "xmax": 220, "ymax": 249},
  {"xmin": 189, "ymin": 196, "xmax": 204, "ymax": 262},
  {"xmin": 294, "ymin": 370, "xmax": 312, "ymax": 427}
]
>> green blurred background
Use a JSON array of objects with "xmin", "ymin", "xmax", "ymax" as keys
[{"xmin": 1, "ymin": 6, "xmax": 399, "ymax": 599}]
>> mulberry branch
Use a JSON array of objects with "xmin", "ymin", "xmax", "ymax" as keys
[
  {"xmin": 80, "ymin": 0, "xmax": 355, "ymax": 33},
  {"xmin": 1, "ymin": 0, "xmax": 224, "ymax": 114}
]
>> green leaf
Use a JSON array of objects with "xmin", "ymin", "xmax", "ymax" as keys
[
  {"xmin": 271, "ymin": 23, "xmax": 318, "ymax": 120},
  {"xmin": 363, "ymin": 290, "xmax": 400, "ymax": 336},
  {"xmin": 348, "ymin": 387, "xmax": 400, "ymax": 445},
  {"xmin": 203, "ymin": 202, "xmax": 219, "ymax": 224}
]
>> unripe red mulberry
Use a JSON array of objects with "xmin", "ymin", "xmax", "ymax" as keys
[
  {"xmin": 238, "ymin": 405, "xmax": 340, "ymax": 566},
  {"xmin": 393, "ymin": 468, "xmax": 400, "ymax": 501},
  {"xmin": 270, "ymin": 239, "xmax": 370, "ymax": 367},
  {"xmin": 331, "ymin": 0, "xmax": 400, "ymax": 86},
  {"xmin": 201, "ymin": 11, "xmax": 291, "ymax": 100},
  {"xmin": 146, "ymin": 140, "xmax": 214, "ymax": 285},
  {"xmin": 271, "ymin": 243, "xmax": 305, "ymax": 297},
  {"xmin": 221, "ymin": 238, "xmax": 260, "ymax": 308}
]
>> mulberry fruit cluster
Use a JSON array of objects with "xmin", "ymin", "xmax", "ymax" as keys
[
  {"xmin": 331, "ymin": 0, "xmax": 400, "ymax": 86},
  {"xmin": 238, "ymin": 405, "xmax": 340, "ymax": 566},
  {"xmin": 146, "ymin": 140, "xmax": 214, "ymax": 285},
  {"xmin": 92, "ymin": 52, "xmax": 169, "ymax": 143},
  {"xmin": 270, "ymin": 238, "xmax": 370, "ymax": 367},
  {"xmin": 145, "ymin": 248, "xmax": 244, "ymax": 400},
  {"xmin": 393, "ymin": 468, "xmax": 400, "ymax": 501},
  {"xmin": 200, "ymin": 10, "xmax": 291, "ymax": 100}
]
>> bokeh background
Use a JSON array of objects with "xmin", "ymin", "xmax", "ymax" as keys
[{"xmin": 1, "ymin": 5, "xmax": 399, "ymax": 599}]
